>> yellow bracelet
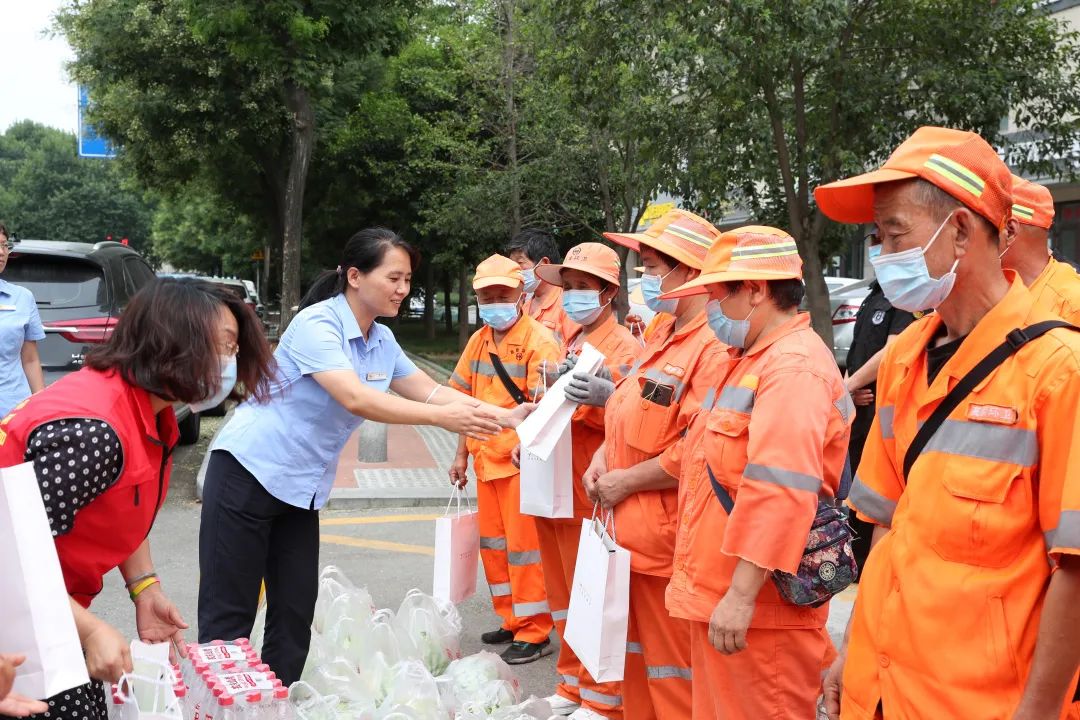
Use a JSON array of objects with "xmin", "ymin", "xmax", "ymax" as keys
[{"xmin": 129, "ymin": 576, "xmax": 160, "ymax": 601}]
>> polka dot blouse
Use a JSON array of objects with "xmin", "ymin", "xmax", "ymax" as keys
[{"xmin": 22, "ymin": 418, "xmax": 124, "ymax": 536}]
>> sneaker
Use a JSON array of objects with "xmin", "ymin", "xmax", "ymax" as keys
[
  {"xmin": 481, "ymin": 628, "xmax": 515, "ymax": 645},
  {"xmin": 500, "ymin": 639, "xmax": 553, "ymax": 665},
  {"xmin": 545, "ymin": 694, "xmax": 580, "ymax": 716},
  {"xmin": 567, "ymin": 709, "xmax": 609, "ymax": 720}
]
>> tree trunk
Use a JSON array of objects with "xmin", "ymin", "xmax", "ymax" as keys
[
  {"xmin": 424, "ymin": 259, "xmax": 436, "ymax": 340},
  {"xmin": 443, "ymin": 272, "xmax": 453, "ymax": 334},
  {"xmin": 500, "ymin": 0, "xmax": 521, "ymax": 236},
  {"xmin": 800, "ymin": 230, "xmax": 834, "ymax": 346},
  {"xmin": 457, "ymin": 264, "xmax": 471, "ymax": 351},
  {"xmin": 278, "ymin": 80, "xmax": 315, "ymax": 332}
]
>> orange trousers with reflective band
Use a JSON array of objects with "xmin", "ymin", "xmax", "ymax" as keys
[
  {"xmin": 536, "ymin": 517, "xmax": 623, "ymax": 718},
  {"xmin": 623, "ymin": 572, "xmax": 692, "ymax": 720},
  {"xmin": 477, "ymin": 473, "xmax": 553, "ymax": 644},
  {"xmin": 689, "ymin": 620, "xmax": 828, "ymax": 720}
]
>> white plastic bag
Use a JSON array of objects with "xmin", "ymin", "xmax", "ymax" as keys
[
  {"xmin": 305, "ymin": 658, "xmax": 376, "ymax": 710},
  {"xmin": 376, "ymin": 661, "xmax": 444, "ymax": 720},
  {"xmin": 115, "ymin": 643, "xmax": 182, "ymax": 720},
  {"xmin": 250, "ymin": 600, "xmax": 268, "ymax": 654},
  {"xmin": 440, "ymin": 652, "xmax": 520, "ymax": 715},
  {"xmin": 393, "ymin": 590, "xmax": 463, "ymax": 675},
  {"xmin": 313, "ymin": 566, "xmax": 374, "ymax": 635}
]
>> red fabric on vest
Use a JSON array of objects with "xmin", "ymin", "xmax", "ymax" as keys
[{"xmin": 0, "ymin": 368, "xmax": 179, "ymax": 607}]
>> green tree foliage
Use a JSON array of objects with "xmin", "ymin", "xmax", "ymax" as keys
[
  {"xmin": 0, "ymin": 122, "xmax": 153, "ymax": 252},
  {"xmin": 672, "ymin": 0, "xmax": 1080, "ymax": 342}
]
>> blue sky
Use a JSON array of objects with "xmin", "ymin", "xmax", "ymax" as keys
[{"xmin": 1, "ymin": 0, "xmax": 76, "ymax": 133}]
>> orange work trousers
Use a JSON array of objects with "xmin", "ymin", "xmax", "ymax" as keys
[
  {"xmin": 536, "ymin": 517, "xmax": 624, "ymax": 718},
  {"xmin": 477, "ymin": 473, "xmax": 553, "ymax": 644},
  {"xmin": 689, "ymin": 620, "xmax": 829, "ymax": 720},
  {"xmin": 624, "ymin": 572, "xmax": 692, "ymax": 720}
]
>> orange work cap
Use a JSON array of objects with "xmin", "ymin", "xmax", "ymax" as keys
[
  {"xmin": 1010, "ymin": 175, "xmax": 1054, "ymax": 229},
  {"xmin": 604, "ymin": 209, "xmax": 721, "ymax": 270},
  {"xmin": 814, "ymin": 126, "xmax": 1013, "ymax": 229},
  {"xmin": 661, "ymin": 225, "xmax": 802, "ymax": 300},
  {"xmin": 473, "ymin": 254, "xmax": 524, "ymax": 290},
  {"xmin": 535, "ymin": 242, "xmax": 622, "ymax": 287}
]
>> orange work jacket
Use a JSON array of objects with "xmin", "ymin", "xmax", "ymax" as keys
[
  {"xmin": 661, "ymin": 313, "xmax": 852, "ymax": 628},
  {"xmin": 603, "ymin": 312, "xmax": 727, "ymax": 577},
  {"xmin": 565, "ymin": 314, "xmax": 642, "ymax": 518},
  {"xmin": 1028, "ymin": 256, "xmax": 1080, "ymax": 325},
  {"xmin": 525, "ymin": 287, "xmax": 578, "ymax": 347},
  {"xmin": 449, "ymin": 314, "xmax": 560, "ymax": 482},
  {"xmin": 843, "ymin": 276, "xmax": 1080, "ymax": 720}
]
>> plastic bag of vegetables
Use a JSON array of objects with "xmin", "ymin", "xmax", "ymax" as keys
[
  {"xmin": 300, "ymin": 630, "xmax": 343, "ymax": 684},
  {"xmin": 393, "ymin": 590, "xmax": 463, "ymax": 675},
  {"xmin": 376, "ymin": 660, "xmax": 445, "ymax": 720},
  {"xmin": 440, "ymin": 652, "xmax": 520, "ymax": 715},
  {"xmin": 305, "ymin": 658, "xmax": 378, "ymax": 710},
  {"xmin": 488, "ymin": 697, "xmax": 554, "ymax": 720},
  {"xmin": 313, "ymin": 567, "xmax": 374, "ymax": 635}
]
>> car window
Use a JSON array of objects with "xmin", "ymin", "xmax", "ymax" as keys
[
  {"xmin": 4, "ymin": 254, "xmax": 107, "ymax": 309},
  {"xmin": 122, "ymin": 256, "xmax": 156, "ymax": 301},
  {"xmin": 209, "ymin": 282, "xmax": 247, "ymax": 300}
]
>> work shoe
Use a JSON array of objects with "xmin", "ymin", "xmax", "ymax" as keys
[
  {"xmin": 544, "ymin": 694, "xmax": 580, "ymax": 716},
  {"xmin": 481, "ymin": 628, "xmax": 515, "ymax": 645},
  {"xmin": 501, "ymin": 639, "xmax": 553, "ymax": 665},
  {"xmin": 567, "ymin": 709, "xmax": 609, "ymax": 720}
]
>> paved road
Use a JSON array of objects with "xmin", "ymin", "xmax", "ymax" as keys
[{"xmin": 92, "ymin": 414, "xmax": 852, "ymax": 707}]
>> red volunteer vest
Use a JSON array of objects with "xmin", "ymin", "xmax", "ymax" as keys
[{"xmin": 0, "ymin": 368, "xmax": 179, "ymax": 607}]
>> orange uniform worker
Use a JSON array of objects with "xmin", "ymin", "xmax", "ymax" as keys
[
  {"xmin": 582, "ymin": 209, "xmax": 728, "ymax": 720},
  {"xmin": 656, "ymin": 226, "xmax": 852, "ymax": 719},
  {"xmin": 530, "ymin": 243, "xmax": 640, "ymax": 720},
  {"xmin": 507, "ymin": 228, "xmax": 579, "ymax": 346},
  {"xmin": 815, "ymin": 127, "xmax": 1080, "ymax": 719},
  {"xmin": 1001, "ymin": 175, "xmax": 1080, "ymax": 324},
  {"xmin": 449, "ymin": 254, "xmax": 559, "ymax": 665}
]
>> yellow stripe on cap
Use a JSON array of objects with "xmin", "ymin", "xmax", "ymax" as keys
[
  {"xmin": 1012, "ymin": 203, "xmax": 1035, "ymax": 220},
  {"xmin": 731, "ymin": 241, "xmax": 799, "ymax": 258},
  {"xmin": 665, "ymin": 223, "xmax": 714, "ymax": 248},
  {"xmin": 924, "ymin": 154, "xmax": 985, "ymax": 198}
]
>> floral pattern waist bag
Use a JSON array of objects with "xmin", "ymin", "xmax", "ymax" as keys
[{"xmin": 707, "ymin": 460, "xmax": 857, "ymax": 608}]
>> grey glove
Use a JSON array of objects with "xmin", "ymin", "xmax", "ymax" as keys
[
  {"xmin": 565, "ymin": 370, "xmax": 615, "ymax": 407},
  {"xmin": 556, "ymin": 354, "xmax": 578, "ymax": 377}
]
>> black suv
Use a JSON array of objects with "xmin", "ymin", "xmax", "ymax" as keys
[{"xmin": 4, "ymin": 240, "xmax": 202, "ymax": 444}]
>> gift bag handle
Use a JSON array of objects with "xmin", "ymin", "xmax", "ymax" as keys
[{"xmin": 444, "ymin": 484, "xmax": 473, "ymax": 516}]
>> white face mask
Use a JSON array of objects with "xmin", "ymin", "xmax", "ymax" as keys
[
  {"xmin": 870, "ymin": 212, "xmax": 958, "ymax": 312},
  {"xmin": 189, "ymin": 356, "xmax": 238, "ymax": 413}
]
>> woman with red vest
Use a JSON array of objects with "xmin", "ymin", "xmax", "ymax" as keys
[{"xmin": 0, "ymin": 278, "xmax": 274, "ymax": 720}]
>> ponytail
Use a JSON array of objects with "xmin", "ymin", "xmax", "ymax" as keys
[{"xmin": 297, "ymin": 228, "xmax": 419, "ymax": 312}]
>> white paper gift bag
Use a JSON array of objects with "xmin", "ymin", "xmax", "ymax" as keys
[
  {"xmin": 515, "ymin": 344, "xmax": 606, "ymax": 460},
  {"xmin": 564, "ymin": 512, "xmax": 631, "ymax": 683},
  {"xmin": 0, "ymin": 462, "xmax": 90, "ymax": 699},
  {"xmin": 433, "ymin": 488, "xmax": 480, "ymax": 604},
  {"xmin": 519, "ymin": 423, "xmax": 573, "ymax": 519},
  {"xmin": 117, "ymin": 641, "xmax": 183, "ymax": 720}
]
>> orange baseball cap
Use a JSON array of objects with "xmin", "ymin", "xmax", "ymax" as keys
[
  {"xmin": 473, "ymin": 254, "xmax": 524, "ymax": 290},
  {"xmin": 814, "ymin": 126, "xmax": 1013, "ymax": 229},
  {"xmin": 604, "ymin": 209, "xmax": 721, "ymax": 270},
  {"xmin": 1010, "ymin": 175, "xmax": 1054, "ymax": 229},
  {"xmin": 535, "ymin": 242, "xmax": 621, "ymax": 287},
  {"xmin": 660, "ymin": 226, "xmax": 803, "ymax": 300}
]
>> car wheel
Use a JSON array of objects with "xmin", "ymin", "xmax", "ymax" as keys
[{"xmin": 178, "ymin": 410, "xmax": 202, "ymax": 446}]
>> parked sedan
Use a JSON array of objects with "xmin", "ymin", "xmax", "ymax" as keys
[
  {"xmin": 5, "ymin": 240, "xmax": 203, "ymax": 444},
  {"xmin": 829, "ymin": 277, "xmax": 874, "ymax": 369}
]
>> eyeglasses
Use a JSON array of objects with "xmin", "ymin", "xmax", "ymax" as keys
[
  {"xmin": 863, "ymin": 231, "xmax": 879, "ymax": 246},
  {"xmin": 219, "ymin": 340, "xmax": 240, "ymax": 357},
  {"xmin": 0, "ymin": 242, "xmax": 12, "ymax": 252}
]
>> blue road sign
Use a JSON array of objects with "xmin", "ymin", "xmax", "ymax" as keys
[{"xmin": 77, "ymin": 85, "xmax": 116, "ymax": 159}]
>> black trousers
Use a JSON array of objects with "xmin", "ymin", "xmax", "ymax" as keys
[{"xmin": 197, "ymin": 451, "xmax": 319, "ymax": 686}]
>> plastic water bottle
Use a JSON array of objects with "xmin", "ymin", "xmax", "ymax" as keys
[
  {"xmin": 239, "ymin": 691, "xmax": 265, "ymax": 720},
  {"xmin": 272, "ymin": 687, "xmax": 294, "ymax": 720},
  {"xmin": 217, "ymin": 694, "xmax": 238, "ymax": 720}
]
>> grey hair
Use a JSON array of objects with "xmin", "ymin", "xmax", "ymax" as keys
[{"xmin": 911, "ymin": 179, "xmax": 999, "ymax": 240}]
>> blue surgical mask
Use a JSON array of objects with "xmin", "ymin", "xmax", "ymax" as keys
[
  {"xmin": 868, "ymin": 244, "xmax": 882, "ymax": 260},
  {"xmin": 521, "ymin": 266, "xmax": 540, "ymax": 293},
  {"xmin": 706, "ymin": 295, "xmax": 755, "ymax": 349},
  {"xmin": 562, "ymin": 289, "xmax": 609, "ymax": 325},
  {"xmin": 189, "ymin": 356, "xmax": 238, "ymax": 413},
  {"xmin": 870, "ymin": 212, "xmax": 957, "ymax": 312},
  {"xmin": 641, "ymin": 266, "xmax": 679, "ymax": 314},
  {"xmin": 479, "ymin": 302, "xmax": 520, "ymax": 331}
]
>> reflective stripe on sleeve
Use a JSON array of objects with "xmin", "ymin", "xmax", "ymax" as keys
[
  {"xmin": 835, "ymin": 393, "xmax": 855, "ymax": 424},
  {"xmin": 551, "ymin": 609, "xmax": 568, "ymax": 622},
  {"xmin": 716, "ymin": 386, "xmax": 755, "ymax": 413},
  {"xmin": 847, "ymin": 476, "xmax": 896, "ymax": 528},
  {"xmin": 743, "ymin": 463, "xmax": 822, "ymax": 494},
  {"xmin": 879, "ymin": 406, "xmax": 895, "ymax": 440},
  {"xmin": 508, "ymin": 550, "xmax": 542, "ymax": 566},
  {"xmin": 480, "ymin": 536, "xmax": 507, "ymax": 551},
  {"xmin": 449, "ymin": 372, "xmax": 472, "ymax": 391},
  {"xmin": 1049, "ymin": 510, "xmax": 1080, "ymax": 552},
  {"xmin": 513, "ymin": 600, "xmax": 550, "ymax": 616}
]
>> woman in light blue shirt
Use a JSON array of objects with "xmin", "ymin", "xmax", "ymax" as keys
[
  {"xmin": 197, "ymin": 228, "xmax": 531, "ymax": 685},
  {"xmin": 0, "ymin": 225, "xmax": 45, "ymax": 417}
]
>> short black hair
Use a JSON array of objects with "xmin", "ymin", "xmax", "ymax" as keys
[
  {"xmin": 0, "ymin": 223, "xmax": 7, "ymax": 240},
  {"xmin": 723, "ymin": 279, "xmax": 805, "ymax": 311},
  {"xmin": 506, "ymin": 228, "xmax": 561, "ymax": 265}
]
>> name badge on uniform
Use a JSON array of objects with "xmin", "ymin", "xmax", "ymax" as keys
[
  {"xmin": 967, "ymin": 404, "xmax": 1019, "ymax": 426},
  {"xmin": 366, "ymin": 371, "xmax": 388, "ymax": 382},
  {"xmin": 0, "ymin": 305, "xmax": 16, "ymax": 312}
]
